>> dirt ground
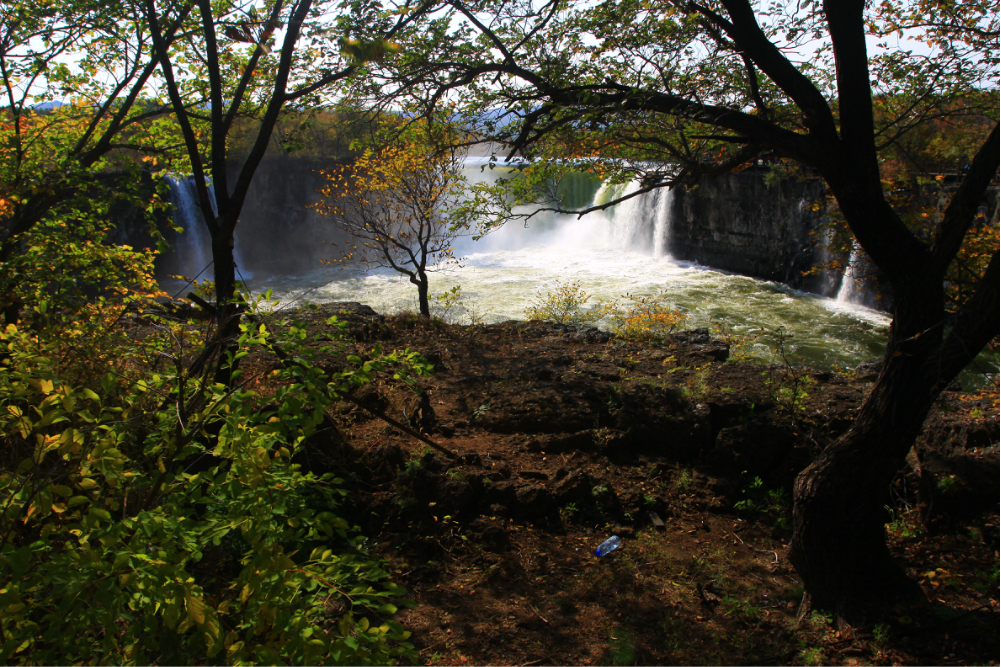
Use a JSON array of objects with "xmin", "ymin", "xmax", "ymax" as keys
[{"xmin": 241, "ymin": 303, "xmax": 1000, "ymax": 666}]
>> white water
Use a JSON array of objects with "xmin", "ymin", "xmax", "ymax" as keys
[
  {"xmin": 166, "ymin": 176, "xmax": 253, "ymax": 281},
  {"xmin": 244, "ymin": 160, "xmax": 898, "ymax": 372}
]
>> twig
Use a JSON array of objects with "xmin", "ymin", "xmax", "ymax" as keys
[
  {"xmin": 751, "ymin": 547, "xmax": 780, "ymax": 563},
  {"xmin": 344, "ymin": 395, "xmax": 458, "ymax": 459},
  {"xmin": 243, "ymin": 309, "xmax": 458, "ymax": 459},
  {"xmin": 528, "ymin": 604, "xmax": 549, "ymax": 624}
]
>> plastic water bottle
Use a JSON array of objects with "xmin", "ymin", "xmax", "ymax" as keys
[{"xmin": 595, "ymin": 536, "xmax": 621, "ymax": 557}]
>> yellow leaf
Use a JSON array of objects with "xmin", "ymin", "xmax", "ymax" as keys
[{"xmin": 185, "ymin": 588, "xmax": 208, "ymax": 625}]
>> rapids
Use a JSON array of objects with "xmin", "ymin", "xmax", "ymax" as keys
[
  {"xmin": 253, "ymin": 160, "xmax": 894, "ymax": 374},
  {"xmin": 165, "ymin": 160, "xmax": 997, "ymax": 385}
]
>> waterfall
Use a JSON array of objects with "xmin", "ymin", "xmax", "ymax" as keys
[
  {"xmin": 816, "ymin": 226, "xmax": 844, "ymax": 298},
  {"xmin": 165, "ymin": 176, "xmax": 253, "ymax": 281},
  {"xmin": 652, "ymin": 187, "xmax": 674, "ymax": 258},
  {"xmin": 608, "ymin": 181, "xmax": 650, "ymax": 250},
  {"xmin": 166, "ymin": 176, "xmax": 213, "ymax": 279},
  {"xmin": 459, "ymin": 160, "xmax": 676, "ymax": 258},
  {"xmin": 836, "ymin": 241, "xmax": 882, "ymax": 308},
  {"xmin": 606, "ymin": 180, "xmax": 674, "ymax": 257}
]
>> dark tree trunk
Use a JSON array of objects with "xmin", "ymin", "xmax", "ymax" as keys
[
  {"xmin": 415, "ymin": 273, "xmax": 431, "ymax": 318},
  {"xmin": 789, "ymin": 282, "xmax": 949, "ymax": 621},
  {"xmin": 212, "ymin": 231, "xmax": 237, "ymax": 311},
  {"xmin": 210, "ymin": 230, "xmax": 241, "ymax": 385}
]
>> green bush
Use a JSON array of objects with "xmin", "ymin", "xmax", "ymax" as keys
[
  {"xmin": 0, "ymin": 294, "xmax": 427, "ymax": 664},
  {"xmin": 526, "ymin": 279, "xmax": 602, "ymax": 326},
  {"xmin": 602, "ymin": 293, "xmax": 687, "ymax": 342}
]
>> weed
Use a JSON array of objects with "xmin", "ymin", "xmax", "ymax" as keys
[
  {"xmin": 971, "ymin": 562, "xmax": 999, "ymax": 596},
  {"xmin": 401, "ymin": 459, "xmax": 425, "ymax": 478},
  {"xmin": 872, "ymin": 622, "xmax": 891, "ymax": 645},
  {"xmin": 738, "ymin": 403, "xmax": 758, "ymax": 424},
  {"xmin": 721, "ymin": 595, "xmax": 757, "ymax": 621},
  {"xmin": 607, "ymin": 628, "xmax": 636, "ymax": 666},
  {"xmin": 472, "ymin": 403, "xmax": 491, "ymax": 419},
  {"xmin": 603, "ymin": 293, "xmax": 688, "ymax": 342},
  {"xmin": 936, "ymin": 475, "xmax": 958, "ymax": 494},
  {"xmin": 689, "ymin": 546, "xmax": 734, "ymax": 583},
  {"xmin": 684, "ymin": 363, "xmax": 713, "ymax": 400},
  {"xmin": 674, "ymin": 467, "xmax": 694, "ymax": 493},
  {"xmin": 760, "ymin": 326, "xmax": 815, "ymax": 425},
  {"xmin": 592, "ymin": 485, "xmax": 609, "ymax": 496},
  {"xmin": 884, "ymin": 505, "xmax": 924, "ymax": 538},
  {"xmin": 526, "ymin": 278, "xmax": 602, "ymax": 325},
  {"xmin": 809, "ymin": 609, "xmax": 833, "ymax": 627},
  {"xmin": 733, "ymin": 473, "xmax": 791, "ymax": 532},
  {"xmin": 797, "ymin": 647, "xmax": 825, "ymax": 666},
  {"xmin": 710, "ymin": 317, "xmax": 760, "ymax": 362},
  {"xmin": 446, "ymin": 469, "xmax": 466, "ymax": 482},
  {"xmin": 432, "ymin": 284, "xmax": 492, "ymax": 325}
]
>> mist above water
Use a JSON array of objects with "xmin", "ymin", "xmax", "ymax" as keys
[
  {"xmin": 253, "ymin": 160, "xmax": 894, "ymax": 373},
  {"xmin": 164, "ymin": 159, "xmax": 995, "ymax": 385}
]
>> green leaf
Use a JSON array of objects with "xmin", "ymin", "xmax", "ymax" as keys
[{"xmin": 185, "ymin": 587, "xmax": 208, "ymax": 625}]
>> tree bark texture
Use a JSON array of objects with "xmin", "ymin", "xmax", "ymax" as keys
[
  {"xmin": 414, "ymin": 274, "xmax": 431, "ymax": 318},
  {"xmin": 790, "ymin": 337, "xmax": 936, "ymax": 621}
]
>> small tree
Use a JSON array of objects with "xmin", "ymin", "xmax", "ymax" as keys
[{"xmin": 314, "ymin": 123, "xmax": 468, "ymax": 318}]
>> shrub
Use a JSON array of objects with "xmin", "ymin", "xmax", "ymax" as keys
[
  {"xmin": 0, "ymin": 294, "xmax": 426, "ymax": 665},
  {"xmin": 602, "ymin": 293, "xmax": 687, "ymax": 342},
  {"xmin": 526, "ymin": 279, "xmax": 602, "ymax": 326}
]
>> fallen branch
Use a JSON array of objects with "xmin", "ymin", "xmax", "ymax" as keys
[
  {"xmin": 242, "ymin": 310, "xmax": 458, "ymax": 459},
  {"xmin": 343, "ymin": 394, "xmax": 458, "ymax": 459},
  {"xmin": 528, "ymin": 604, "xmax": 549, "ymax": 625}
]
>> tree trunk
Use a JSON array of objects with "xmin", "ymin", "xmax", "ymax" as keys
[
  {"xmin": 416, "ymin": 273, "xmax": 431, "ymax": 319},
  {"xmin": 789, "ymin": 287, "xmax": 948, "ymax": 622},
  {"xmin": 211, "ymin": 231, "xmax": 241, "ymax": 385}
]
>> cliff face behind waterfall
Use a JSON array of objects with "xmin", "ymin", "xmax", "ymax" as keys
[
  {"xmin": 107, "ymin": 161, "xmax": 925, "ymax": 310},
  {"xmin": 225, "ymin": 157, "xmax": 354, "ymax": 273},
  {"xmin": 669, "ymin": 169, "xmax": 828, "ymax": 290}
]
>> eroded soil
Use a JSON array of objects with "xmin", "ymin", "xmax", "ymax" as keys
[{"xmin": 241, "ymin": 303, "xmax": 999, "ymax": 666}]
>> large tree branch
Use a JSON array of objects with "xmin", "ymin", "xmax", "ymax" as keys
[
  {"xmin": 823, "ymin": 0, "xmax": 878, "ymax": 177},
  {"xmin": 713, "ymin": 0, "xmax": 839, "ymax": 143},
  {"xmin": 197, "ymin": 0, "xmax": 230, "ymax": 210},
  {"xmin": 226, "ymin": 0, "xmax": 314, "ymax": 236},
  {"xmin": 79, "ymin": 6, "xmax": 192, "ymax": 168},
  {"xmin": 433, "ymin": 57, "xmax": 817, "ymax": 161},
  {"xmin": 927, "ymin": 252, "xmax": 999, "ymax": 389},
  {"xmin": 221, "ymin": 0, "xmax": 285, "ymax": 137},
  {"xmin": 145, "ymin": 0, "xmax": 219, "ymax": 237},
  {"xmin": 929, "ymin": 123, "xmax": 1000, "ymax": 276}
]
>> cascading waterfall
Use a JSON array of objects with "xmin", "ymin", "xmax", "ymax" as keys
[
  {"xmin": 166, "ymin": 176, "xmax": 213, "ymax": 279},
  {"xmin": 815, "ymin": 224, "xmax": 844, "ymax": 299},
  {"xmin": 463, "ymin": 163, "xmax": 675, "ymax": 257},
  {"xmin": 836, "ymin": 241, "xmax": 879, "ymax": 308},
  {"xmin": 608, "ymin": 181, "xmax": 652, "ymax": 250},
  {"xmin": 165, "ymin": 176, "xmax": 252, "ymax": 281},
  {"xmin": 652, "ymin": 186, "xmax": 674, "ymax": 258},
  {"xmin": 604, "ymin": 180, "xmax": 674, "ymax": 255}
]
